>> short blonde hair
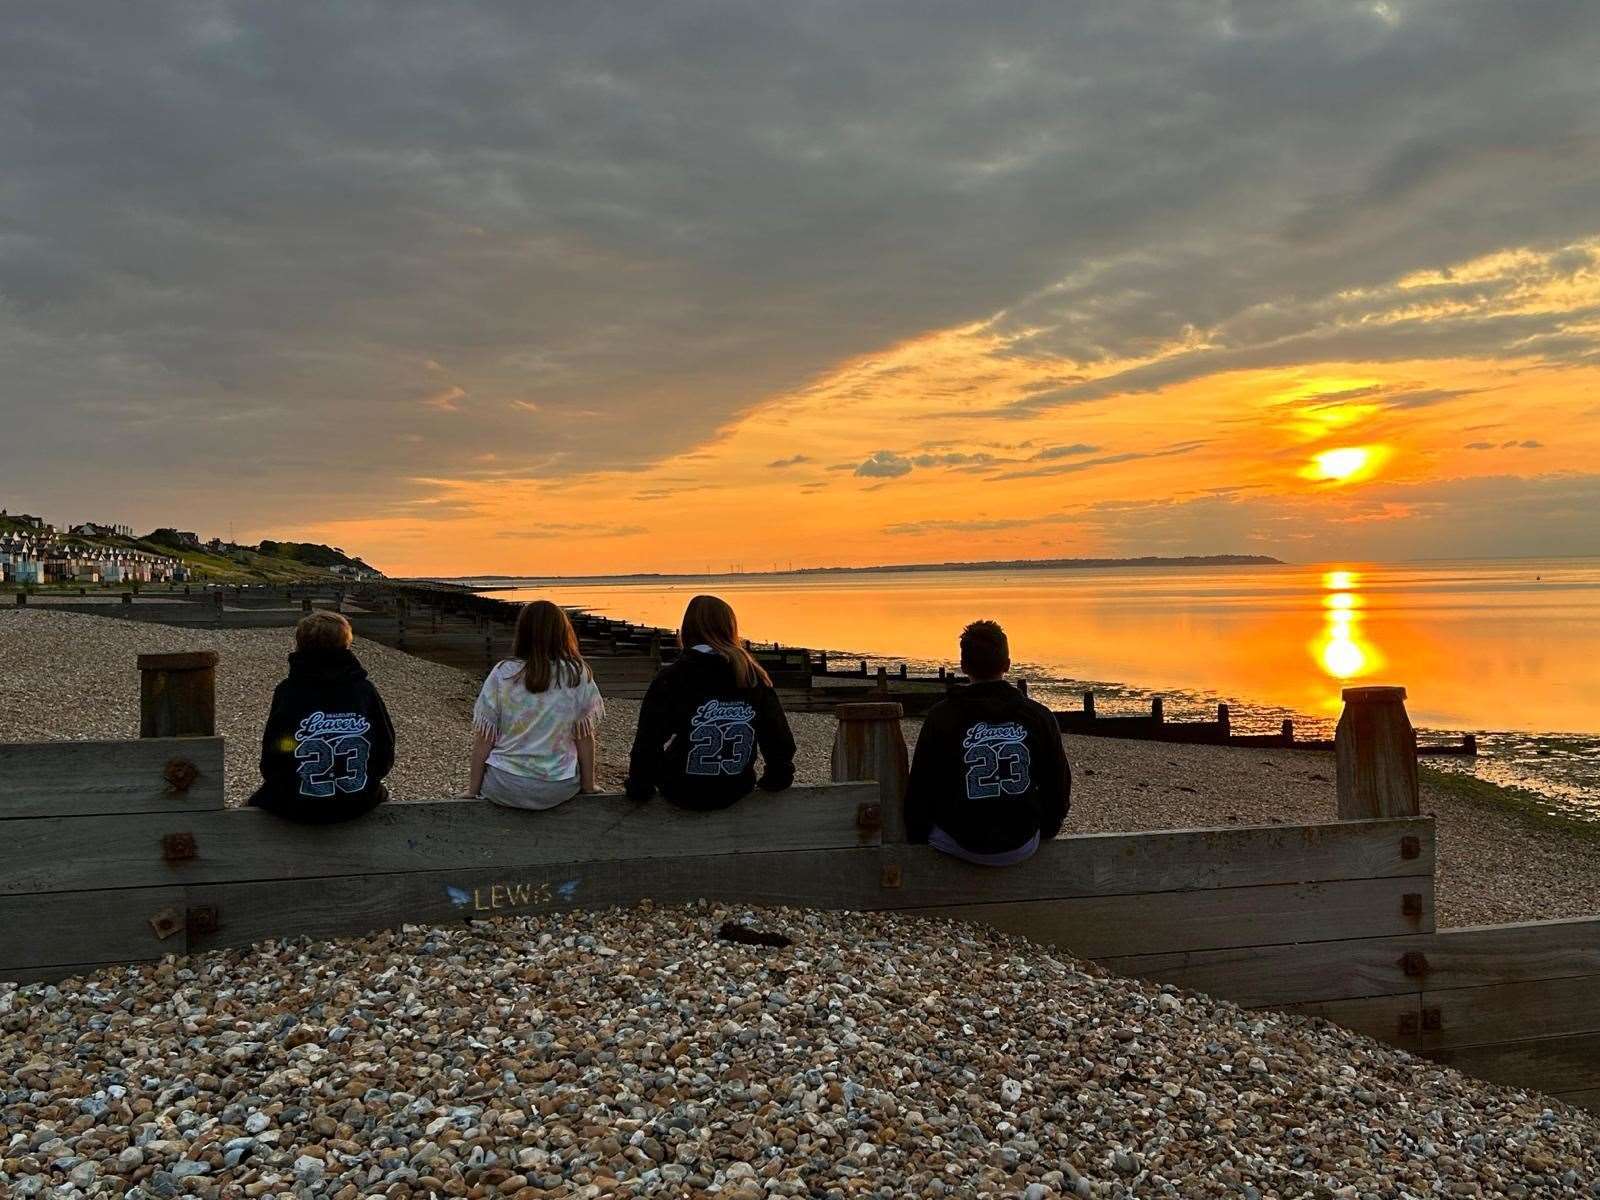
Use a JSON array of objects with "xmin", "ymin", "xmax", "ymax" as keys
[{"xmin": 295, "ymin": 610, "xmax": 353, "ymax": 652}]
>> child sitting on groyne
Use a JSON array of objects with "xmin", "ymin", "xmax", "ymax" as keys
[
  {"xmin": 249, "ymin": 610, "xmax": 396, "ymax": 822},
  {"xmin": 469, "ymin": 601, "xmax": 604, "ymax": 809},
  {"xmin": 625, "ymin": 594, "xmax": 795, "ymax": 808},
  {"xmin": 904, "ymin": 619, "xmax": 1070, "ymax": 864}
]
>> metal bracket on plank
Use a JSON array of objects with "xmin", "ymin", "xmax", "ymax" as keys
[
  {"xmin": 161, "ymin": 832, "xmax": 198, "ymax": 863},
  {"xmin": 1398, "ymin": 1012, "xmax": 1419, "ymax": 1036},
  {"xmin": 163, "ymin": 758, "xmax": 200, "ymax": 794},
  {"xmin": 1402, "ymin": 893, "xmax": 1424, "ymax": 917},
  {"xmin": 186, "ymin": 906, "xmax": 221, "ymax": 936},
  {"xmin": 1421, "ymin": 1006, "xmax": 1442, "ymax": 1032},
  {"xmin": 856, "ymin": 802, "xmax": 882, "ymax": 833},
  {"xmin": 1400, "ymin": 950, "xmax": 1429, "ymax": 977},
  {"xmin": 1400, "ymin": 835, "xmax": 1421, "ymax": 860},
  {"xmin": 148, "ymin": 907, "xmax": 184, "ymax": 941},
  {"xmin": 880, "ymin": 864, "xmax": 903, "ymax": 889}
]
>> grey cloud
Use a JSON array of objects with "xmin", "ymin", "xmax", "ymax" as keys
[
  {"xmin": 768, "ymin": 454, "xmax": 813, "ymax": 468},
  {"xmin": 855, "ymin": 450, "xmax": 914, "ymax": 478},
  {"xmin": 1031, "ymin": 443, "xmax": 1099, "ymax": 461},
  {"xmin": 3, "ymin": 1, "xmax": 1599, "ymax": 536},
  {"xmin": 884, "ymin": 515, "xmax": 1069, "ymax": 536},
  {"xmin": 995, "ymin": 441, "xmax": 1208, "ymax": 481},
  {"xmin": 1079, "ymin": 472, "xmax": 1600, "ymax": 560},
  {"xmin": 503, "ymin": 524, "xmax": 647, "ymax": 540}
]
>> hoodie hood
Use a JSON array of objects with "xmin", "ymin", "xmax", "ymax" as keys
[{"xmin": 287, "ymin": 646, "xmax": 368, "ymax": 683}]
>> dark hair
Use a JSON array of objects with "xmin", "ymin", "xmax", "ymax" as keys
[
  {"xmin": 680, "ymin": 594, "xmax": 771, "ymax": 687},
  {"xmin": 511, "ymin": 600, "xmax": 588, "ymax": 693},
  {"xmin": 959, "ymin": 619, "xmax": 1010, "ymax": 680},
  {"xmin": 296, "ymin": 610, "xmax": 353, "ymax": 652}
]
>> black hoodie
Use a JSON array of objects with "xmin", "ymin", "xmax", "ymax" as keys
[
  {"xmin": 904, "ymin": 679, "xmax": 1070, "ymax": 855},
  {"xmin": 248, "ymin": 646, "xmax": 396, "ymax": 823},
  {"xmin": 625, "ymin": 648, "xmax": 796, "ymax": 809}
]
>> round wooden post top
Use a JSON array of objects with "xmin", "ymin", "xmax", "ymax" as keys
[
  {"xmin": 137, "ymin": 650, "xmax": 220, "ymax": 672},
  {"xmin": 835, "ymin": 702, "xmax": 905, "ymax": 721},
  {"xmin": 1341, "ymin": 685, "xmax": 1407, "ymax": 703}
]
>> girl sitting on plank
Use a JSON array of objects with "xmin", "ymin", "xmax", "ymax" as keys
[{"xmin": 469, "ymin": 600, "xmax": 603, "ymax": 809}]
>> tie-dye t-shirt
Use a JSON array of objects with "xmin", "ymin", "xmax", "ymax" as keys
[{"xmin": 473, "ymin": 660, "xmax": 605, "ymax": 781}]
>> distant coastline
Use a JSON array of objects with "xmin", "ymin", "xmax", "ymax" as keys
[{"xmin": 431, "ymin": 553, "xmax": 1285, "ymax": 587}]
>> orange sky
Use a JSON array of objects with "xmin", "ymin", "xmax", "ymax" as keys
[
  {"xmin": 8, "ymin": 4, "xmax": 1600, "ymax": 576},
  {"xmin": 302, "ymin": 238, "xmax": 1600, "ymax": 576}
]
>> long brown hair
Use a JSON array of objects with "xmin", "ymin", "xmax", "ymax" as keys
[
  {"xmin": 511, "ymin": 600, "xmax": 588, "ymax": 693},
  {"xmin": 679, "ymin": 594, "xmax": 770, "ymax": 688}
]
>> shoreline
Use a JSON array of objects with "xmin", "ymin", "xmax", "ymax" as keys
[{"xmin": 4, "ymin": 608, "xmax": 1598, "ymax": 929}]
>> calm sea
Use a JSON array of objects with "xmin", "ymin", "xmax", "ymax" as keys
[{"xmin": 479, "ymin": 558, "xmax": 1600, "ymax": 816}]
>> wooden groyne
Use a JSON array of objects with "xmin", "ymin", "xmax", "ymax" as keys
[
  {"xmin": 1053, "ymin": 692, "xmax": 1478, "ymax": 755},
  {"xmin": 11, "ymin": 580, "xmax": 1478, "ymax": 751},
  {"xmin": 0, "ymin": 670, "xmax": 1593, "ymax": 1111}
]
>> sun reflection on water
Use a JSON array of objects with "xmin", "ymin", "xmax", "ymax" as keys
[{"xmin": 1314, "ymin": 568, "xmax": 1383, "ymax": 690}]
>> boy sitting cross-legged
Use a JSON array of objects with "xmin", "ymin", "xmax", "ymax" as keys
[
  {"xmin": 904, "ymin": 619, "xmax": 1070, "ymax": 865},
  {"xmin": 249, "ymin": 610, "xmax": 396, "ymax": 823}
]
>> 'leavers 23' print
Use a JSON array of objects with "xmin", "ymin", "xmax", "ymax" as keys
[
  {"xmin": 962, "ymin": 721, "xmax": 1032, "ymax": 800},
  {"xmin": 686, "ymin": 699, "xmax": 757, "ymax": 776},
  {"xmin": 293, "ymin": 710, "xmax": 373, "ymax": 797}
]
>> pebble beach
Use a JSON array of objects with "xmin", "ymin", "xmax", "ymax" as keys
[{"xmin": 5, "ymin": 905, "xmax": 1599, "ymax": 1200}]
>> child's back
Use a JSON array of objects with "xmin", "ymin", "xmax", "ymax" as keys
[{"xmin": 250, "ymin": 611, "xmax": 395, "ymax": 822}]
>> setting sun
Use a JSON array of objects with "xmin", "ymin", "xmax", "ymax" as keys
[{"xmin": 1306, "ymin": 446, "xmax": 1375, "ymax": 483}]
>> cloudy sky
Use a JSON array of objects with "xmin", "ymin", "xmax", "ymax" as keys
[{"xmin": 4, "ymin": 1, "xmax": 1599, "ymax": 575}]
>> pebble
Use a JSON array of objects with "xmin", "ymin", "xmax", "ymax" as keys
[{"xmin": 1, "ymin": 904, "xmax": 1598, "ymax": 1198}]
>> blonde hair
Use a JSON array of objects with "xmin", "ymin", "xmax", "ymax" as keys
[
  {"xmin": 680, "ymin": 594, "xmax": 770, "ymax": 688},
  {"xmin": 295, "ymin": 610, "xmax": 354, "ymax": 653}
]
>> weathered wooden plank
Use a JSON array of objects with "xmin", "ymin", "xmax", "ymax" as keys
[
  {"xmin": 1417, "ymin": 974, "xmax": 1600, "ymax": 1052},
  {"xmin": 0, "ymin": 886, "xmax": 186, "ymax": 975},
  {"xmin": 1275, "ymin": 992, "xmax": 1423, "ymax": 1050},
  {"xmin": 1553, "ymin": 1088, "xmax": 1600, "ymax": 1113},
  {"xmin": 185, "ymin": 848, "xmax": 890, "ymax": 953},
  {"xmin": 907, "ymin": 876, "xmax": 1433, "ymax": 960},
  {"xmin": 1098, "ymin": 937, "xmax": 1425, "ymax": 1007},
  {"xmin": 1103, "ymin": 917, "xmax": 1600, "ymax": 1010},
  {"xmin": 1417, "ymin": 919, "xmax": 1600, "ymax": 990},
  {"xmin": 0, "ymin": 738, "xmax": 225, "ymax": 818},
  {"xmin": 0, "ymin": 785, "xmax": 881, "ymax": 894},
  {"xmin": 883, "ymin": 818, "xmax": 1433, "ymax": 904},
  {"xmin": 2, "ymin": 960, "xmax": 175, "ymax": 987},
  {"xmin": 1428, "ymin": 1033, "xmax": 1600, "ymax": 1096}
]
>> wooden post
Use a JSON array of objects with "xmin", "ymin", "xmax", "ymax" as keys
[
  {"xmin": 1016, "ymin": 678, "xmax": 1029, "ymax": 697},
  {"xmin": 875, "ymin": 665, "xmax": 889, "ymax": 693},
  {"xmin": 1152, "ymin": 695, "xmax": 1164, "ymax": 723},
  {"xmin": 1217, "ymin": 703, "xmax": 1230, "ymax": 735},
  {"xmin": 137, "ymin": 651, "xmax": 218, "ymax": 738},
  {"xmin": 1281, "ymin": 718, "xmax": 1294, "ymax": 744},
  {"xmin": 1083, "ymin": 690, "xmax": 1095, "ymax": 718},
  {"xmin": 832, "ymin": 702, "xmax": 908, "ymax": 844},
  {"xmin": 301, "ymin": 598, "xmax": 313, "ymax": 613},
  {"xmin": 898, "ymin": 662, "xmax": 908, "ymax": 679},
  {"xmin": 121, "ymin": 592, "xmax": 132, "ymax": 605},
  {"xmin": 1335, "ymin": 685, "xmax": 1418, "ymax": 819}
]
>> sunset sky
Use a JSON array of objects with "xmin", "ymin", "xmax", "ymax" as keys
[{"xmin": 4, "ymin": 2, "xmax": 1599, "ymax": 576}]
